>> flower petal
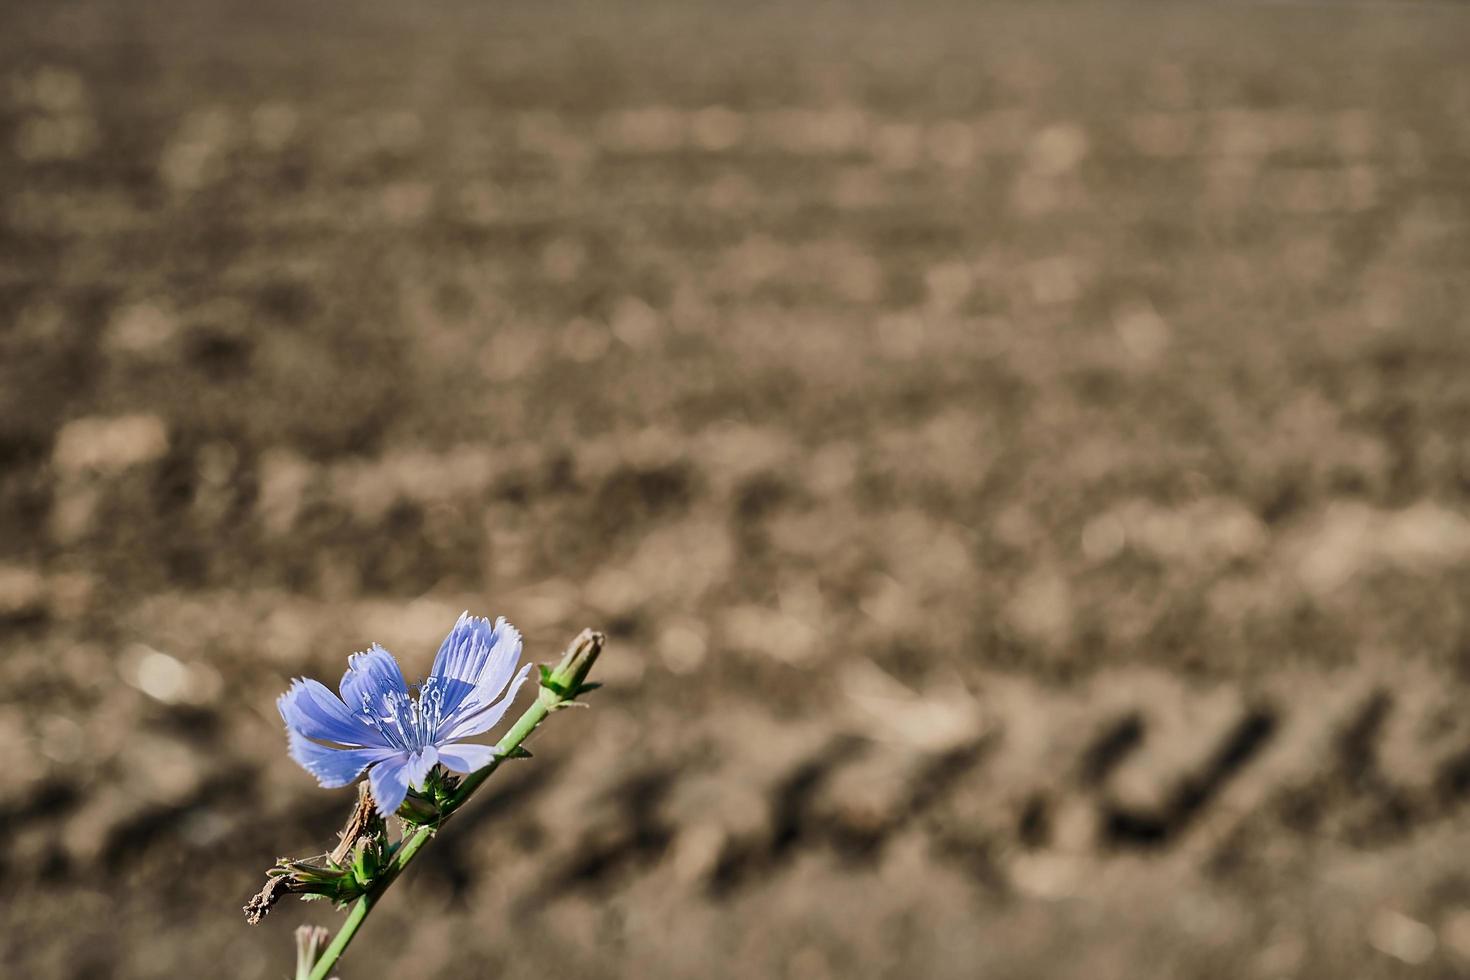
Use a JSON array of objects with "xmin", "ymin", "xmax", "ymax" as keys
[
  {"xmin": 339, "ymin": 644, "xmax": 409, "ymax": 715},
  {"xmin": 436, "ymin": 743, "xmax": 497, "ymax": 774},
  {"xmin": 288, "ymin": 731, "xmax": 398, "ymax": 789},
  {"xmin": 405, "ymin": 746, "xmax": 439, "ymax": 790},
  {"xmin": 429, "ymin": 614, "xmax": 522, "ymax": 725},
  {"xmin": 278, "ymin": 678, "xmax": 389, "ymax": 749},
  {"xmin": 368, "ymin": 753, "xmax": 414, "ymax": 818},
  {"xmin": 440, "ymin": 661, "xmax": 532, "ymax": 741}
]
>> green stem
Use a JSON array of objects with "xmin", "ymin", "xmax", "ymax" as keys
[
  {"xmin": 442, "ymin": 688, "xmax": 552, "ymax": 814},
  {"xmin": 304, "ymin": 630, "xmax": 603, "ymax": 980},
  {"xmin": 307, "ymin": 893, "xmax": 370, "ymax": 980}
]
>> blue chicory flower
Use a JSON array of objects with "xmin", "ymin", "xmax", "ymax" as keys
[{"xmin": 278, "ymin": 612, "xmax": 532, "ymax": 818}]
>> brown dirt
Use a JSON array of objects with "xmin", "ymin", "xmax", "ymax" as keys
[{"xmin": 3, "ymin": 1, "xmax": 1470, "ymax": 977}]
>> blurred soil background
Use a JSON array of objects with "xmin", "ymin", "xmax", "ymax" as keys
[{"xmin": 3, "ymin": 0, "xmax": 1470, "ymax": 977}]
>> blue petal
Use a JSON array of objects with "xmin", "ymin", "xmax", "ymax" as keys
[
  {"xmin": 288, "ymin": 731, "xmax": 398, "ymax": 789},
  {"xmin": 436, "ymin": 743, "xmax": 497, "ymax": 774},
  {"xmin": 440, "ymin": 661, "xmax": 532, "ymax": 741},
  {"xmin": 339, "ymin": 643, "xmax": 409, "ymax": 715},
  {"xmin": 404, "ymin": 746, "xmax": 438, "ymax": 791},
  {"xmin": 368, "ymin": 753, "xmax": 414, "ymax": 818},
  {"xmin": 429, "ymin": 613, "xmax": 522, "ymax": 723},
  {"xmin": 278, "ymin": 678, "xmax": 389, "ymax": 749}
]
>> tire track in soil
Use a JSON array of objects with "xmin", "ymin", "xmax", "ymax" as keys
[
  {"xmin": 15, "ymin": 433, "xmax": 1470, "ymax": 912},
  {"xmin": 378, "ymin": 666, "xmax": 1470, "ymax": 912},
  {"xmin": 18, "ymin": 626, "xmax": 1470, "ymax": 914}
]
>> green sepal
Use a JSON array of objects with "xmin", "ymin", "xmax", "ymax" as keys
[
  {"xmin": 537, "ymin": 664, "xmax": 574, "ymax": 699},
  {"xmin": 353, "ymin": 839, "xmax": 383, "ymax": 888},
  {"xmin": 430, "ymin": 770, "xmax": 462, "ymax": 806},
  {"xmin": 281, "ymin": 859, "xmax": 350, "ymax": 884},
  {"xmin": 397, "ymin": 789, "xmax": 441, "ymax": 824},
  {"xmin": 537, "ymin": 675, "xmax": 599, "ymax": 701}
]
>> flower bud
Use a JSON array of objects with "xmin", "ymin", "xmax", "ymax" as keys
[
  {"xmin": 542, "ymin": 628, "xmax": 605, "ymax": 700},
  {"xmin": 295, "ymin": 925, "xmax": 330, "ymax": 980}
]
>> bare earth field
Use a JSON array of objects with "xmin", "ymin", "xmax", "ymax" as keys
[{"xmin": 3, "ymin": 1, "xmax": 1470, "ymax": 977}]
